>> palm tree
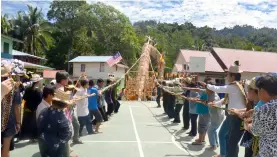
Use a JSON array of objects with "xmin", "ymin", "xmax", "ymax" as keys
[
  {"xmin": 1, "ymin": 14, "xmax": 12, "ymax": 35},
  {"xmin": 11, "ymin": 5, "xmax": 53, "ymax": 56}
]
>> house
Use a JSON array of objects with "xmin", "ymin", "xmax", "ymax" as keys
[
  {"xmin": 11, "ymin": 50, "xmax": 53, "ymax": 71},
  {"xmin": 69, "ymin": 56, "xmax": 129, "ymax": 88},
  {"xmin": 1, "ymin": 35, "xmax": 23, "ymax": 59},
  {"xmin": 1, "ymin": 35, "xmax": 53, "ymax": 72},
  {"xmin": 172, "ymin": 49, "xmax": 225, "ymax": 83},
  {"xmin": 173, "ymin": 48, "xmax": 277, "ymax": 84},
  {"xmin": 211, "ymin": 47, "xmax": 277, "ymax": 80}
]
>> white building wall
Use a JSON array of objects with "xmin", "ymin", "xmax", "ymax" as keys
[
  {"xmin": 172, "ymin": 51, "xmax": 188, "ymax": 72},
  {"xmin": 241, "ymin": 72, "xmax": 264, "ymax": 80},
  {"xmin": 72, "ymin": 62, "xmax": 125, "ymax": 80}
]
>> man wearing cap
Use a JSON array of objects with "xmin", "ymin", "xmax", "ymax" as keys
[{"xmin": 203, "ymin": 61, "xmax": 247, "ymax": 157}]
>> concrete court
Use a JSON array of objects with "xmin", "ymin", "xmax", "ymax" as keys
[{"xmin": 11, "ymin": 101, "xmax": 244, "ymax": 157}]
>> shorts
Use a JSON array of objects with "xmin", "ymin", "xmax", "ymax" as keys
[
  {"xmin": 89, "ymin": 110, "xmax": 104, "ymax": 123},
  {"xmin": 198, "ymin": 114, "xmax": 211, "ymax": 134},
  {"xmin": 1, "ymin": 126, "xmax": 16, "ymax": 138}
]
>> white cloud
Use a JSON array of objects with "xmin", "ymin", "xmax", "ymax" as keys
[
  {"xmin": 2, "ymin": 0, "xmax": 277, "ymax": 29},
  {"xmin": 90, "ymin": 0, "xmax": 277, "ymax": 29}
]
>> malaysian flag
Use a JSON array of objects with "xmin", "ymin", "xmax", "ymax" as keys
[{"xmin": 107, "ymin": 52, "xmax": 122, "ymax": 67}]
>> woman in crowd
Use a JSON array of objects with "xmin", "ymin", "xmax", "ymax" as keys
[
  {"xmin": 1, "ymin": 59, "xmax": 24, "ymax": 157},
  {"xmin": 230, "ymin": 76, "xmax": 260, "ymax": 157},
  {"xmin": 1, "ymin": 79, "xmax": 22, "ymax": 157},
  {"xmin": 250, "ymin": 74, "xmax": 277, "ymax": 157},
  {"xmin": 20, "ymin": 74, "xmax": 43, "ymax": 142}
]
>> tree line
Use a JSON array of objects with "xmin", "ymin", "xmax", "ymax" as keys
[{"xmin": 2, "ymin": 1, "xmax": 277, "ymax": 70}]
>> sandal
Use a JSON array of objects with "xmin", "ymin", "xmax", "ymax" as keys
[{"xmin": 192, "ymin": 141, "xmax": 203, "ymax": 145}]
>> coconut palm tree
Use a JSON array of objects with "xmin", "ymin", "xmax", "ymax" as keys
[
  {"xmin": 1, "ymin": 14, "xmax": 12, "ymax": 35},
  {"xmin": 11, "ymin": 5, "xmax": 53, "ymax": 56}
]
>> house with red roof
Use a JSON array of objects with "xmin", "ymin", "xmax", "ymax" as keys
[
  {"xmin": 173, "ymin": 48, "xmax": 277, "ymax": 84},
  {"xmin": 172, "ymin": 49, "xmax": 225, "ymax": 83},
  {"xmin": 211, "ymin": 47, "xmax": 277, "ymax": 80}
]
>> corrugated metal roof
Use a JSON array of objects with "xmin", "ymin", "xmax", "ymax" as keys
[
  {"xmin": 178, "ymin": 50, "xmax": 224, "ymax": 72},
  {"xmin": 43, "ymin": 70, "xmax": 64, "ymax": 78},
  {"xmin": 213, "ymin": 47, "xmax": 277, "ymax": 73},
  {"xmin": 1, "ymin": 35, "xmax": 23, "ymax": 43},
  {"xmin": 12, "ymin": 49, "xmax": 46, "ymax": 60},
  {"xmin": 172, "ymin": 64, "xmax": 183, "ymax": 72},
  {"xmin": 69, "ymin": 56, "xmax": 112, "ymax": 63},
  {"xmin": 23, "ymin": 62, "xmax": 54, "ymax": 70}
]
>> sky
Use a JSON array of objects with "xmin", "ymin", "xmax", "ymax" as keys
[{"xmin": 1, "ymin": 0, "xmax": 277, "ymax": 30}]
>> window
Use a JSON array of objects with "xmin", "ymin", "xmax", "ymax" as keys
[
  {"xmin": 81, "ymin": 64, "xmax": 86, "ymax": 72},
  {"xmin": 100, "ymin": 62, "xmax": 104, "ymax": 72},
  {"xmin": 3, "ymin": 42, "xmax": 9, "ymax": 53},
  {"xmin": 183, "ymin": 64, "xmax": 189, "ymax": 71}
]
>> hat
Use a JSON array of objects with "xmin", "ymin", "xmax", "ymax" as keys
[
  {"xmin": 268, "ymin": 72, "xmax": 277, "ymax": 77},
  {"xmin": 54, "ymin": 88, "xmax": 74, "ymax": 105},
  {"xmin": 65, "ymin": 84, "xmax": 80, "ymax": 91},
  {"xmin": 30, "ymin": 74, "xmax": 43, "ymax": 82},
  {"xmin": 108, "ymin": 73, "xmax": 115, "ymax": 80},
  {"xmin": 226, "ymin": 61, "xmax": 242, "ymax": 73},
  {"xmin": 246, "ymin": 77, "xmax": 258, "ymax": 90},
  {"xmin": 173, "ymin": 79, "xmax": 181, "ymax": 85},
  {"xmin": 50, "ymin": 79, "xmax": 56, "ymax": 85},
  {"xmin": 183, "ymin": 77, "xmax": 192, "ymax": 84},
  {"xmin": 1, "ymin": 59, "xmax": 25, "ymax": 76}
]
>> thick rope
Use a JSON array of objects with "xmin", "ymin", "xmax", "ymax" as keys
[
  {"xmin": 73, "ymin": 52, "xmax": 145, "ymax": 101},
  {"xmin": 148, "ymin": 55, "xmax": 227, "ymax": 110}
]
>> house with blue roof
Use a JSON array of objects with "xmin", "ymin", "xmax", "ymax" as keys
[{"xmin": 1, "ymin": 35, "xmax": 53, "ymax": 71}]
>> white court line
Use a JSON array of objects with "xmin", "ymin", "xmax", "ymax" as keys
[
  {"xmin": 82, "ymin": 140, "xmax": 173, "ymax": 144},
  {"xmin": 83, "ymin": 140, "xmax": 136, "ymax": 143},
  {"xmin": 129, "ymin": 106, "xmax": 145, "ymax": 157},
  {"xmin": 129, "ymin": 105, "xmax": 146, "ymax": 108}
]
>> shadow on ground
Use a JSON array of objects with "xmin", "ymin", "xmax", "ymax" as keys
[
  {"xmin": 31, "ymin": 152, "xmax": 41, "ymax": 157},
  {"xmin": 15, "ymin": 141, "xmax": 38, "ymax": 149}
]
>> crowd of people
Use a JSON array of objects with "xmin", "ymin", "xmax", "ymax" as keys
[
  {"xmin": 1, "ymin": 59, "xmax": 122, "ymax": 157},
  {"xmin": 1, "ymin": 58, "xmax": 277, "ymax": 157},
  {"xmin": 155, "ymin": 61, "xmax": 277, "ymax": 157}
]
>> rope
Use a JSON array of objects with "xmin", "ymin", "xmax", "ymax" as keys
[
  {"xmin": 73, "ymin": 52, "xmax": 145, "ymax": 101},
  {"xmin": 148, "ymin": 54, "xmax": 227, "ymax": 110}
]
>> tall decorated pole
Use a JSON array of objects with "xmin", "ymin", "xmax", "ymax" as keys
[
  {"xmin": 135, "ymin": 36, "xmax": 162, "ymax": 100},
  {"xmin": 158, "ymin": 51, "xmax": 165, "ymax": 80}
]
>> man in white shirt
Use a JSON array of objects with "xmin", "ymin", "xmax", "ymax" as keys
[
  {"xmin": 36, "ymin": 85, "xmax": 55, "ymax": 119},
  {"xmin": 204, "ymin": 61, "xmax": 246, "ymax": 157},
  {"xmin": 74, "ymin": 79, "xmax": 93, "ymax": 135}
]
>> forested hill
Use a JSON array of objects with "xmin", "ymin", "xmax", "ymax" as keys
[
  {"xmin": 2, "ymin": 1, "xmax": 277, "ymax": 70},
  {"xmin": 133, "ymin": 20, "xmax": 277, "ymax": 66}
]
